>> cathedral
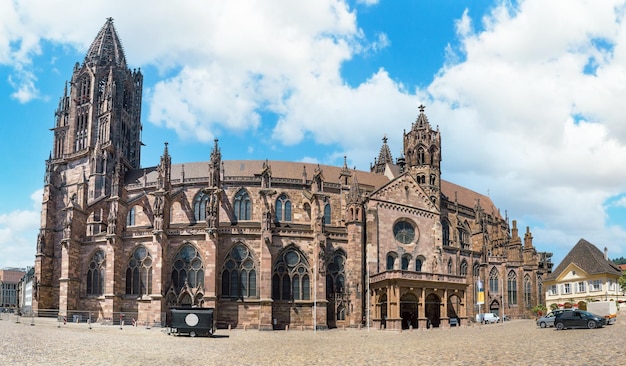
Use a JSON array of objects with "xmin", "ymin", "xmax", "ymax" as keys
[{"xmin": 33, "ymin": 19, "xmax": 553, "ymax": 330}]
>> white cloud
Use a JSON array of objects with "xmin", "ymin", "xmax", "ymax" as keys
[
  {"xmin": 8, "ymin": 69, "xmax": 39, "ymax": 103},
  {"xmin": 356, "ymin": 0, "xmax": 379, "ymax": 6},
  {"xmin": 455, "ymin": 9, "xmax": 472, "ymax": 38},
  {"xmin": 0, "ymin": 189, "xmax": 42, "ymax": 269},
  {"xmin": 610, "ymin": 196, "xmax": 626, "ymax": 208},
  {"xmin": 426, "ymin": 0, "xmax": 626, "ymax": 261},
  {"xmin": 4, "ymin": 0, "xmax": 626, "ymax": 264}
]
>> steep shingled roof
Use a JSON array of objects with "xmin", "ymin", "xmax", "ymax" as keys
[
  {"xmin": 126, "ymin": 157, "xmax": 501, "ymax": 221},
  {"xmin": 85, "ymin": 18, "xmax": 126, "ymax": 67},
  {"xmin": 440, "ymin": 180, "xmax": 502, "ymax": 221},
  {"xmin": 545, "ymin": 238, "xmax": 622, "ymax": 281}
]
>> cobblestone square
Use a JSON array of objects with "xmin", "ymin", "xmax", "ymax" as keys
[{"xmin": 1, "ymin": 313, "xmax": 624, "ymax": 365}]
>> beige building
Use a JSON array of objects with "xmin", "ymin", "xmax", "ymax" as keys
[
  {"xmin": 544, "ymin": 239, "xmax": 622, "ymax": 308},
  {"xmin": 33, "ymin": 18, "xmax": 553, "ymax": 330},
  {"xmin": 0, "ymin": 268, "xmax": 26, "ymax": 310}
]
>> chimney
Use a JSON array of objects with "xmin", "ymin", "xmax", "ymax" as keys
[{"xmin": 604, "ymin": 247, "xmax": 608, "ymax": 261}]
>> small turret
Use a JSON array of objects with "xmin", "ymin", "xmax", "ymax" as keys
[{"xmin": 371, "ymin": 136, "xmax": 393, "ymax": 174}]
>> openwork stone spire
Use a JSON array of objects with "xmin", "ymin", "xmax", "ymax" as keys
[{"xmin": 85, "ymin": 17, "xmax": 127, "ymax": 67}]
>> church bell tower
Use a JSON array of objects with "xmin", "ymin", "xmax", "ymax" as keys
[
  {"xmin": 34, "ymin": 18, "xmax": 143, "ymax": 314},
  {"xmin": 403, "ymin": 105, "xmax": 441, "ymax": 206}
]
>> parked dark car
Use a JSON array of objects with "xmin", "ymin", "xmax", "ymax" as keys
[{"xmin": 554, "ymin": 310, "xmax": 606, "ymax": 330}]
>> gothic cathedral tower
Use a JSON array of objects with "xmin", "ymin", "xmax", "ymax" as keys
[
  {"xmin": 34, "ymin": 18, "xmax": 142, "ymax": 314},
  {"xmin": 403, "ymin": 105, "xmax": 441, "ymax": 207}
]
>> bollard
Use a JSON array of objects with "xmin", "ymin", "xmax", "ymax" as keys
[
  {"xmin": 228, "ymin": 324, "xmax": 231, "ymax": 331},
  {"xmin": 30, "ymin": 316, "xmax": 35, "ymax": 326},
  {"xmin": 285, "ymin": 324, "xmax": 289, "ymax": 331}
]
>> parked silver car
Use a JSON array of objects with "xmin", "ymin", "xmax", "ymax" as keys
[{"xmin": 536, "ymin": 310, "xmax": 564, "ymax": 328}]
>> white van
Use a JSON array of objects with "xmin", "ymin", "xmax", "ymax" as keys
[{"xmin": 476, "ymin": 313, "xmax": 500, "ymax": 324}]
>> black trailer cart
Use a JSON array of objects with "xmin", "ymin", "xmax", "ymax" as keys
[{"xmin": 167, "ymin": 307, "xmax": 215, "ymax": 337}]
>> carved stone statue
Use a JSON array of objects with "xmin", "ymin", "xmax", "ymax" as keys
[
  {"xmin": 107, "ymin": 209, "xmax": 117, "ymax": 235},
  {"xmin": 154, "ymin": 216, "xmax": 163, "ymax": 231},
  {"xmin": 37, "ymin": 231, "xmax": 45, "ymax": 253},
  {"xmin": 63, "ymin": 210, "xmax": 73, "ymax": 239},
  {"xmin": 153, "ymin": 196, "xmax": 163, "ymax": 216}
]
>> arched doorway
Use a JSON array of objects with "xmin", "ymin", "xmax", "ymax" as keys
[
  {"xmin": 378, "ymin": 293, "xmax": 388, "ymax": 329},
  {"xmin": 489, "ymin": 299, "xmax": 500, "ymax": 316},
  {"xmin": 425, "ymin": 293, "xmax": 441, "ymax": 328},
  {"xmin": 447, "ymin": 294, "xmax": 462, "ymax": 319},
  {"xmin": 400, "ymin": 293, "xmax": 418, "ymax": 329}
]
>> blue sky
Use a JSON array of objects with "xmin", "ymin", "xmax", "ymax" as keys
[{"xmin": 2, "ymin": 0, "xmax": 626, "ymax": 269}]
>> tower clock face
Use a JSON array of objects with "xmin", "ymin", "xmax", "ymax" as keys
[{"xmin": 393, "ymin": 221, "xmax": 415, "ymax": 244}]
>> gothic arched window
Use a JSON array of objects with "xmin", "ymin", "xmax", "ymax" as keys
[
  {"xmin": 386, "ymin": 252, "xmax": 396, "ymax": 270},
  {"xmin": 458, "ymin": 227, "xmax": 469, "ymax": 249},
  {"xmin": 460, "ymin": 260, "xmax": 468, "ymax": 276},
  {"xmin": 524, "ymin": 275, "xmax": 532, "ymax": 308},
  {"xmin": 193, "ymin": 191, "xmax": 210, "ymax": 222},
  {"xmin": 473, "ymin": 262, "xmax": 480, "ymax": 277},
  {"xmin": 125, "ymin": 246, "xmax": 153, "ymax": 296},
  {"xmin": 326, "ymin": 250, "xmax": 346, "ymax": 297},
  {"xmin": 275, "ymin": 194, "xmax": 292, "ymax": 222},
  {"xmin": 415, "ymin": 257, "xmax": 423, "ymax": 272},
  {"xmin": 489, "ymin": 267, "xmax": 499, "ymax": 293},
  {"xmin": 126, "ymin": 206, "xmax": 135, "ymax": 227},
  {"xmin": 221, "ymin": 243, "xmax": 257, "ymax": 299},
  {"xmin": 272, "ymin": 247, "xmax": 310, "ymax": 301},
  {"xmin": 171, "ymin": 244, "xmax": 204, "ymax": 292},
  {"xmin": 87, "ymin": 249, "xmax": 105, "ymax": 295},
  {"xmin": 430, "ymin": 145, "xmax": 438, "ymax": 165},
  {"xmin": 401, "ymin": 254, "xmax": 411, "ymax": 270},
  {"xmin": 323, "ymin": 204, "xmax": 331, "ymax": 225},
  {"xmin": 234, "ymin": 190, "xmax": 251, "ymax": 221},
  {"xmin": 417, "ymin": 147, "xmax": 425, "ymax": 165},
  {"xmin": 442, "ymin": 220, "xmax": 450, "ymax": 246},
  {"xmin": 508, "ymin": 270, "xmax": 518, "ymax": 305}
]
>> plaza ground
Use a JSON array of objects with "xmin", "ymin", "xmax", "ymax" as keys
[{"xmin": 0, "ymin": 311, "xmax": 624, "ymax": 365}]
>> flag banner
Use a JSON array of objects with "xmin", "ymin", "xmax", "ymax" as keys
[{"xmin": 477, "ymin": 279, "xmax": 484, "ymax": 305}]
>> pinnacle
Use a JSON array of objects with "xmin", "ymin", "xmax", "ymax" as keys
[{"xmin": 85, "ymin": 18, "xmax": 127, "ymax": 67}]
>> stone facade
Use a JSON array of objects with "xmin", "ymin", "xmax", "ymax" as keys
[{"xmin": 33, "ymin": 18, "xmax": 553, "ymax": 330}]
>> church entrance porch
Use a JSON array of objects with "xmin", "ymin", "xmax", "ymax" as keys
[{"xmin": 369, "ymin": 270, "xmax": 468, "ymax": 330}]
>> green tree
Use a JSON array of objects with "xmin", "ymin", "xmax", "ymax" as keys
[
  {"xmin": 612, "ymin": 256, "xmax": 626, "ymax": 265},
  {"xmin": 531, "ymin": 304, "xmax": 547, "ymax": 317}
]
